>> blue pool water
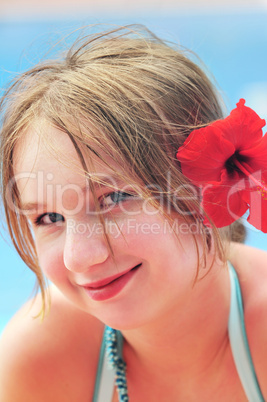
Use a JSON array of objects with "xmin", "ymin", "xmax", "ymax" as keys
[{"xmin": 0, "ymin": 12, "xmax": 267, "ymax": 334}]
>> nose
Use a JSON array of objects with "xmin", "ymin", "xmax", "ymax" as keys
[{"xmin": 63, "ymin": 221, "xmax": 110, "ymax": 273}]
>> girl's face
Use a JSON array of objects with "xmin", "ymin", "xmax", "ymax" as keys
[{"xmin": 13, "ymin": 123, "xmax": 203, "ymax": 329}]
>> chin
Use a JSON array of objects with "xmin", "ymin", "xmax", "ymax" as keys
[{"xmin": 92, "ymin": 307, "xmax": 151, "ymax": 331}]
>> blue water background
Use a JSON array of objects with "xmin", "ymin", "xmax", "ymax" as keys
[{"xmin": 0, "ymin": 12, "xmax": 267, "ymax": 333}]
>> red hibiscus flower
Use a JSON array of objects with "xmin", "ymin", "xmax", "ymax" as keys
[{"xmin": 176, "ymin": 99, "xmax": 267, "ymax": 232}]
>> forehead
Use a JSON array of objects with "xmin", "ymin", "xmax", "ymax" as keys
[
  {"xmin": 14, "ymin": 124, "xmax": 79, "ymax": 175},
  {"xmin": 12, "ymin": 123, "xmax": 133, "ymax": 205},
  {"xmin": 13, "ymin": 123, "xmax": 119, "ymax": 178},
  {"xmin": 12, "ymin": 124, "xmax": 136, "ymax": 214}
]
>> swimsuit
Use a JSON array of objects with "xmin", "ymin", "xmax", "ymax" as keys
[
  {"xmin": 93, "ymin": 263, "xmax": 265, "ymax": 402},
  {"xmin": 228, "ymin": 263, "xmax": 264, "ymax": 401}
]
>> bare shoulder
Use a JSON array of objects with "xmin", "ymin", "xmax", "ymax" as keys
[
  {"xmin": 229, "ymin": 242, "xmax": 267, "ymax": 296},
  {"xmin": 229, "ymin": 242, "xmax": 267, "ymax": 396},
  {"xmin": 0, "ymin": 285, "xmax": 104, "ymax": 401}
]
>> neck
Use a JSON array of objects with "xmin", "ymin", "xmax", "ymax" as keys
[{"xmin": 121, "ymin": 260, "xmax": 230, "ymax": 381}]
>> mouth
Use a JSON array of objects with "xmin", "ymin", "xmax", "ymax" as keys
[
  {"xmin": 81, "ymin": 263, "xmax": 142, "ymax": 301},
  {"xmin": 84, "ymin": 264, "xmax": 142, "ymax": 290}
]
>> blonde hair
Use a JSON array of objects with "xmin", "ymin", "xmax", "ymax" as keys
[{"xmin": 0, "ymin": 25, "xmax": 242, "ymax": 312}]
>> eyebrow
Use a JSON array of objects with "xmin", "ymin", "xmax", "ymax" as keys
[
  {"xmin": 19, "ymin": 202, "xmax": 47, "ymax": 214},
  {"xmin": 19, "ymin": 175, "xmax": 133, "ymax": 213},
  {"xmin": 82, "ymin": 175, "xmax": 130, "ymax": 191}
]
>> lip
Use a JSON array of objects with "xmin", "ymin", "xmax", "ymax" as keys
[
  {"xmin": 82, "ymin": 264, "xmax": 141, "ymax": 288},
  {"xmin": 80, "ymin": 263, "xmax": 141, "ymax": 301}
]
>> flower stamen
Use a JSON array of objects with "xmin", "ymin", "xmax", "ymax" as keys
[
  {"xmin": 234, "ymin": 159, "xmax": 267, "ymax": 196},
  {"xmin": 225, "ymin": 152, "xmax": 248, "ymax": 176}
]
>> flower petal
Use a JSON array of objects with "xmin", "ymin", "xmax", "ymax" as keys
[
  {"xmin": 202, "ymin": 172, "xmax": 249, "ymax": 227},
  {"xmin": 242, "ymin": 173, "xmax": 267, "ymax": 233},
  {"xmin": 227, "ymin": 99, "xmax": 266, "ymax": 150},
  {"xmin": 177, "ymin": 126, "xmax": 235, "ymax": 184},
  {"xmin": 240, "ymin": 133, "xmax": 267, "ymax": 171}
]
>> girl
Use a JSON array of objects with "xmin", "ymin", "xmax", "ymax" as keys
[{"xmin": 0, "ymin": 25, "xmax": 267, "ymax": 401}]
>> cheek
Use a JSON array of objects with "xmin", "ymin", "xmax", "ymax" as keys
[
  {"xmin": 109, "ymin": 214, "xmax": 187, "ymax": 250},
  {"xmin": 36, "ymin": 242, "xmax": 66, "ymax": 284},
  {"xmin": 108, "ymin": 216, "xmax": 161, "ymax": 253}
]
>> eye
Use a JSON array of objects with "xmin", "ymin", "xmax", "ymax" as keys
[
  {"xmin": 100, "ymin": 191, "xmax": 134, "ymax": 209},
  {"xmin": 34, "ymin": 212, "xmax": 65, "ymax": 226}
]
